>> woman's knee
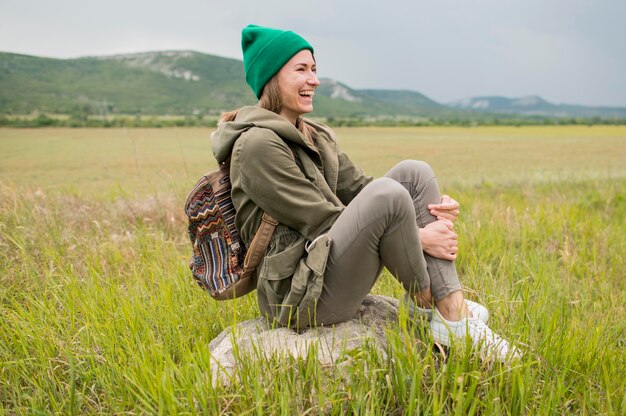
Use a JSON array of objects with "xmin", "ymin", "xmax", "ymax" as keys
[
  {"xmin": 386, "ymin": 160, "xmax": 435, "ymax": 183},
  {"xmin": 363, "ymin": 177, "xmax": 414, "ymax": 214}
]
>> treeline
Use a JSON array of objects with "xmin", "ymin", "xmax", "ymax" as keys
[
  {"xmin": 1, "ymin": 113, "xmax": 625, "ymax": 128},
  {"xmin": 319, "ymin": 116, "xmax": 626, "ymax": 127},
  {"xmin": 0, "ymin": 114, "xmax": 218, "ymax": 128}
]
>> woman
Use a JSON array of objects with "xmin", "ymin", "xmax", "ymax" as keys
[{"xmin": 211, "ymin": 24, "xmax": 520, "ymax": 362}]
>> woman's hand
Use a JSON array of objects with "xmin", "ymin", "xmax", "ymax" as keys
[
  {"xmin": 428, "ymin": 194, "xmax": 460, "ymax": 222},
  {"xmin": 419, "ymin": 219, "xmax": 458, "ymax": 261}
]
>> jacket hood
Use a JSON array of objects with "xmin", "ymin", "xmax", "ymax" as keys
[{"xmin": 211, "ymin": 106, "xmax": 315, "ymax": 163}]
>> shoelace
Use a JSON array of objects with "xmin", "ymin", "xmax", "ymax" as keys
[{"xmin": 467, "ymin": 319, "xmax": 509, "ymax": 354}]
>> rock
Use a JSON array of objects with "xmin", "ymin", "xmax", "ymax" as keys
[{"xmin": 208, "ymin": 294, "xmax": 402, "ymax": 386}]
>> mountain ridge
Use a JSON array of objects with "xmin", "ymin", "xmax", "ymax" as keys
[
  {"xmin": 447, "ymin": 95, "xmax": 626, "ymax": 118},
  {"xmin": 1, "ymin": 50, "xmax": 624, "ymax": 119}
]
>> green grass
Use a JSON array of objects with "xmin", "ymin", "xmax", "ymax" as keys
[{"xmin": 1, "ymin": 126, "xmax": 625, "ymax": 414}]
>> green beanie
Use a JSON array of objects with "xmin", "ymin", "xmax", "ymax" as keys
[{"xmin": 242, "ymin": 24, "xmax": 314, "ymax": 99}]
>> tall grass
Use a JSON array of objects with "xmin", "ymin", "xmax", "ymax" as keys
[{"xmin": 1, "ymin": 127, "xmax": 625, "ymax": 414}]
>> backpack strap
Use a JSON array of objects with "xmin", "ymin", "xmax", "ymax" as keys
[{"xmin": 240, "ymin": 212, "xmax": 279, "ymax": 279}]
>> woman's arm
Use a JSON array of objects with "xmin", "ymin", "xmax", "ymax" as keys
[
  {"xmin": 305, "ymin": 119, "xmax": 373, "ymax": 205},
  {"xmin": 335, "ymin": 150, "xmax": 373, "ymax": 205}
]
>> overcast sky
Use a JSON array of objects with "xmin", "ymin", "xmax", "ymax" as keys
[{"xmin": 1, "ymin": 0, "xmax": 625, "ymax": 107}]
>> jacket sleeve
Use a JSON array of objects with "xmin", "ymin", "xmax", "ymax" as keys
[
  {"xmin": 235, "ymin": 128, "xmax": 343, "ymax": 241},
  {"xmin": 335, "ymin": 146, "xmax": 373, "ymax": 206}
]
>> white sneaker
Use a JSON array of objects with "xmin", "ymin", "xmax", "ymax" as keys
[
  {"xmin": 403, "ymin": 293, "xmax": 489, "ymax": 323},
  {"xmin": 430, "ymin": 307, "xmax": 522, "ymax": 363}
]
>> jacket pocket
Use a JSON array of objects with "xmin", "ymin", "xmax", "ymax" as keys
[
  {"xmin": 292, "ymin": 234, "xmax": 332, "ymax": 328},
  {"xmin": 258, "ymin": 239, "xmax": 306, "ymax": 306}
]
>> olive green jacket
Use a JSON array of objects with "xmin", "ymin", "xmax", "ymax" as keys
[{"xmin": 211, "ymin": 106, "xmax": 372, "ymax": 328}]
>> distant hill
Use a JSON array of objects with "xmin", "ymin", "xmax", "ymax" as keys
[
  {"xmin": 0, "ymin": 51, "xmax": 256, "ymax": 115},
  {"xmin": 0, "ymin": 51, "xmax": 446, "ymax": 118},
  {"xmin": 447, "ymin": 95, "xmax": 626, "ymax": 118},
  {"xmin": 1, "ymin": 50, "xmax": 624, "ymax": 120},
  {"xmin": 313, "ymin": 80, "xmax": 449, "ymax": 118}
]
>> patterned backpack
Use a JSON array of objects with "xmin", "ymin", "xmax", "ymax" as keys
[{"xmin": 184, "ymin": 162, "xmax": 278, "ymax": 300}]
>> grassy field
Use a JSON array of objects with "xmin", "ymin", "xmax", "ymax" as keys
[{"xmin": 1, "ymin": 126, "xmax": 625, "ymax": 414}]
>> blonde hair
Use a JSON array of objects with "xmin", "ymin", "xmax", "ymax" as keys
[
  {"xmin": 220, "ymin": 75, "xmax": 316, "ymax": 144},
  {"xmin": 258, "ymin": 76, "xmax": 282, "ymax": 114}
]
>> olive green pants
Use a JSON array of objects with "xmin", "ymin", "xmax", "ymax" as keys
[{"xmin": 314, "ymin": 160, "xmax": 461, "ymax": 325}]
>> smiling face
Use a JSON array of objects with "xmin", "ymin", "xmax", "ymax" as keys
[{"xmin": 276, "ymin": 49, "xmax": 320, "ymax": 124}]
